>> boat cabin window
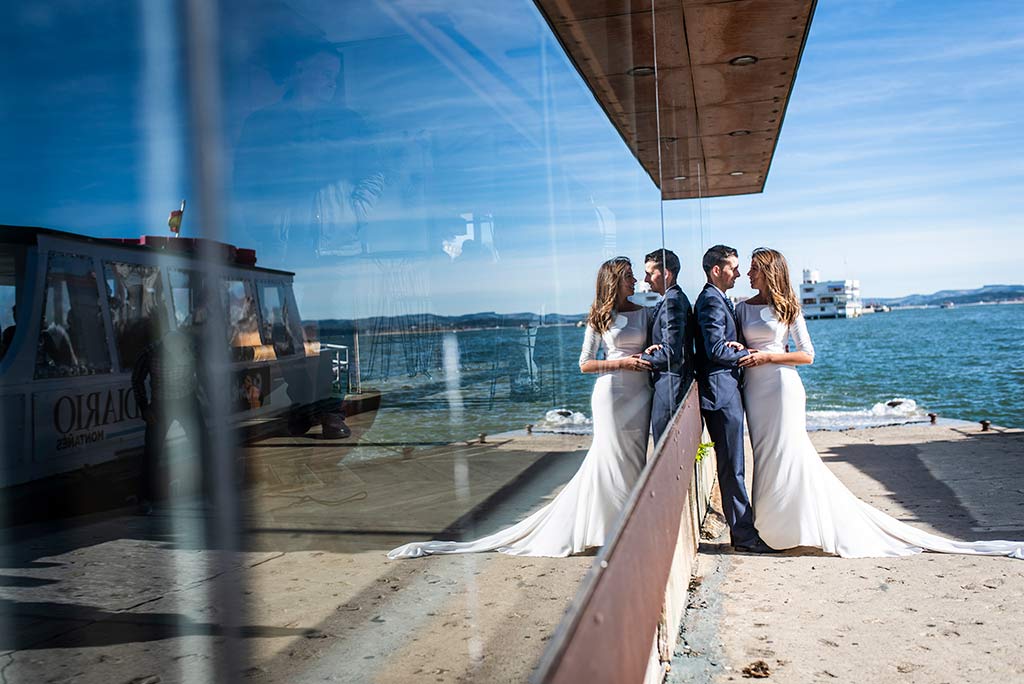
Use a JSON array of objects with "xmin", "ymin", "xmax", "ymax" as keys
[
  {"xmin": 256, "ymin": 282, "xmax": 300, "ymax": 357},
  {"xmin": 103, "ymin": 262, "xmax": 169, "ymax": 371},
  {"xmin": 35, "ymin": 253, "xmax": 111, "ymax": 378},
  {"xmin": 222, "ymin": 279, "xmax": 267, "ymax": 361},
  {"xmin": 0, "ymin": 242, "xmax": 26, "ymax": 364},
  {"xmin": 169, "ymin": 269, "xmax": 215, "ymax": 329}
]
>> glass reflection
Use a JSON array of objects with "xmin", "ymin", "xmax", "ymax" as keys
[{"xmin": 1, "ymin": 0, "xmax": 680, "ymax": 680}]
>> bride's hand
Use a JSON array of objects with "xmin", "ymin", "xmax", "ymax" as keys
[
  {"xmin": 621, "ymin": 355, "xmax": 653, "ymax": 372},
  {"xmin": 644, "ymin": 344, "xmax": 662, "ymax": 355},
  {"xmin": 738, "ymin": 350, "xmax": 771, "ymax": 368},
  {"xmin": 725, "ymin": 341, "xmax": 745, "ymax": 351}
]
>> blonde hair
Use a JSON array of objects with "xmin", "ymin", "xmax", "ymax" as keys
[
  {"xmin": 587, "ymin": 257, "xmax": 632, "ymax": 334},
  {"xmin": 752, "ymin": 247, "xmax": 801, "ymax": 325}
]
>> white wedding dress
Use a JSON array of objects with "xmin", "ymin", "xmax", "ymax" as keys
[
  {"xmin": 388, "ymin": 307, "xmax": 653, "ymax": 559},
  {"xmin": 737, "ymin": 302, "xmax": 1024, "ymax": 559}
]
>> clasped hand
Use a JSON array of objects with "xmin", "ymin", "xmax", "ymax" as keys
[
  {"xmin": 725, "ymin": 341, "xmax": 771, "ymax": 368},
  {"xmin": 622, "ymin": 354, "xmax": 653, "ymax": 372}
]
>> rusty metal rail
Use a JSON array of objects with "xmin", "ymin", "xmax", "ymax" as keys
[{"xmin": 533, "ymin": 382, "xmax": 704, "ymax": 683}]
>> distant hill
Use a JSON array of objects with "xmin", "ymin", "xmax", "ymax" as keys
[
  {"xmin": 312, "ymin": 311, "xmax": 586, "ymax": 334},
  {"xmin": 870, "ymin": 284, "xmax": 1024, "ymax": 307}
]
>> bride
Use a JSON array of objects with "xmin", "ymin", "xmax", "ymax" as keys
[
  {"xmin": 735, "ymin": 247, "xmax": 1023, "ymax": 559},
  {"xmin": 388, "ymin": 256, "xmax": 654, "ymax": 559}
]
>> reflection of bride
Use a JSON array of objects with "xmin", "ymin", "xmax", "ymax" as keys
[
  {"xmin": 736, "ymin": 247, "xmax": 1023, "ymax": 559},
  {"xmin": 388, "ymin": 257, "xmax": 654, "ymax": 559}
]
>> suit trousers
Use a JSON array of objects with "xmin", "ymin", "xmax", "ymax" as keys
[{"xmin": 702, "ymin": 400, "xmax": 758, "ymax": 546}]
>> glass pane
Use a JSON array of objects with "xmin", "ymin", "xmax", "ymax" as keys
[
  {"xmin": 169, "ymin": 269, "xmax": 214, "ymax": 329},
  {"xmin": 35, "ymin": 253, "xmax": 111, "ymax": 377},
  {"xmin": 0, "ymin": 241, "xmax": 24, "ymax": 365},
  {"xmin": 103, "ymin": 261, "xmax": 168, "ymax": 369},
  {"xmin": 256, "ymin": 282, "xmax": 300, "ymax": 357},
  {"xmin": 223, "ymin": 278, "xmax": 264, "ymax": 360}
]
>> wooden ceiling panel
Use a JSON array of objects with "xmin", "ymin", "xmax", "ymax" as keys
[
  {"xmin": 541, "ymin": 0, "xmax": 686, "ymax": 23},
  {"xmin": 603, "ymin": 67, "xmax": 693, "ymax": 116},
  {"xmin": 632, "ymin": 108, "xmax": 700, "ymax": 149},
  {"xmin": 682, "ymin": 0, "xmax": 811, "ymax": 65},
  {"xmin": 700, "ymin": 132, "xmax": 775, "ymax": 158},
  {"xmin": 559, "ymin": 8, "xmax": 687, "ymax": 76},
  {"xmin": 559, "ymin": 13, "xmax": 655, "ymax": 78},
  {"xmin": 704, "ymin": 154, "xmax": 770, "ymax": 177},
  {"xmin": 542, "ymin": 0, "xmax": 651, "ymax": 23},
  {"xmin": 535, "ymin": 0, "xmax": 816, "ymax": 199},
  {"xmin": 691, "ymin": 59, "xmax": 791, "ymax": 107},
  {"xmin": 697, "ymin": 100, "xmax": 782, "ymax": 138}
]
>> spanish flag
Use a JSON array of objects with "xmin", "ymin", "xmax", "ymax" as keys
[{"xmin": 168, "ymin": 199, "xmax": 186, "ymax": 234}]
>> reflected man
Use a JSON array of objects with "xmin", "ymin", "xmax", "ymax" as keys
[
  {"xmin": 640, "ymin": 249, "xmax": 694, "ymax": 444},
  {"xmin": 234, "ymin": 41, "xmax": 385, "ymax": 264}
]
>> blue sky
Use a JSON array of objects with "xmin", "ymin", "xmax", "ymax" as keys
[
  {"xmin": 699, "ymin": 0, "xmax": 1024, "ymax": 300},
  {"xmin": 2, "ymin": 0, "xmax": 1020, "ymax": 318}
]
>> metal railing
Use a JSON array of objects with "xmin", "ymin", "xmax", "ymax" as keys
[{"xmin": 318, "ymin": 342, "xmax": 359, "ymax": 394}]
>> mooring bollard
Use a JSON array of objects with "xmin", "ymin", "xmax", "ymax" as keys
[
  {"xmin": 478, "ymin": 433, "xmax": 487, "ymax": 444},
  {"xmin": 980, "ymin": 420, "xmax": 991, "ymax": 432},
  {"xmin": 525, "ymin": 424, "xmax": 533, "ymax": 435},
  {"xmin": 928, "ymin": 412, "xmax": 937, "ymax": 424}
]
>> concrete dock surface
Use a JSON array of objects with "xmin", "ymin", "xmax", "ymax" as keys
[
  {"xmin": 0, "ymin": 427, "xmax": 592, "ymax": 684},
  {"xmin": 2, "ymin": 422, "xmax": 1022, "ymax": 683},
  {"xmin": 671, "ymin": 423, "xmax": 1024, "ymax": 684}
]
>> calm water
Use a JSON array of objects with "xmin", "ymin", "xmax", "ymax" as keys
[
  {"xmin": 800, "ymin": 303, "xmax": 1022, "ymax": 430},
  {"xmin": 331, "ymin": 303, "xmax": 1022, "ymax": 455}
]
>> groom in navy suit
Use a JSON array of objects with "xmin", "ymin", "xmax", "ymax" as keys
[
  {"xmin": 694, "ymin": 245, "xmax": 775, "ymax": 553},
  {"xmin": 640, "ymin": 249, "xmax": 694, "ymax": 445}
]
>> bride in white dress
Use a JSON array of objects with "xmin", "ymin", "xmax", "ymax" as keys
[
  {"xmin": 735, "ymin": 247, "xmax": 1023, "ymax": 559},
  {"xmin": 388, "ymin": 257, "xmax": 653, "ymax": 559}
]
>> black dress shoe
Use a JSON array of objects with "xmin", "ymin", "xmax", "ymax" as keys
[{"xmin": 732, "ymin": 539, "xmax": 781, "ymax": 554}]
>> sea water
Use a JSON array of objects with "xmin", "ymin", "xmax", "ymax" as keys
[{"xmin": 328, "ymin": 302, "xmax": 1022, "ymax": 455}]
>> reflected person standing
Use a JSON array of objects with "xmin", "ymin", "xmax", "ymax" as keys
[
  {"xmin": 233, "ymin": 40, "xmax": 385, "ymax": 264},
  {"xmin": 388, "ymin": 257, "xmax": 653, "ymax": 559},
  {"xmin": 640, "ymin": 248, "xmax": 695, "ymax": 444},
  {"xmin": 131, "ymin": 324, "xmax": 210, "ymax": 514}
]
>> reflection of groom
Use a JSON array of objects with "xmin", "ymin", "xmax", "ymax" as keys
[
  {"xmin": 640, "ymin": 249, "xmax": 694, "ymax": 445},
  {"xmin": 694, "ymin": 245, "xmax": 775, "ymax": 553}
]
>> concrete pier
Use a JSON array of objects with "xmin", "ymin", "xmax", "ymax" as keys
[
  {"xmin": 2, "ymin": 422, "xmax": 1022, "ymax": 683},
  {"xmin": 0, "ymin": 427, "xmax": 593, "ymax": 684},
  {"xmin": 670, "ymin": 423, "xmax": 1024, "ymax": 684}
]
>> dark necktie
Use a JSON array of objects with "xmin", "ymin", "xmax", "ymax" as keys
[{"xmin": 724, "ymin": 294, "xmax": 737, "ymax": 320}]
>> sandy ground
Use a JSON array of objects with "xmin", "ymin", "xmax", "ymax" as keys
[
  {"xmin": 670, "ymin": 423, "xmax": 1024, "ymax": 684},
  {"xmin": 0, "ymin": 430, "xmax": 594, "ymax": 684}
]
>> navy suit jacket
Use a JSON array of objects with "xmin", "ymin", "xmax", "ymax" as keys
[
  {"xmin": 640, "ymin": 284, "xmax": 694, "ymax": 383},
  {"xmin": 641, "ymin": 285, "xmax": 694, "ymax": 441},
  {"xmin": 693, "ymin": 283, "xmax": 749, "ymax": 411}
]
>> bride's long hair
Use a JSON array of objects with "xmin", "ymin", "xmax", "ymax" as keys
[
  {"xmin": 752, "ymin": 247, "xmax": 801, "ymax": 325},
  {"xmin": 587, "ymin": 256, "xmax": 632, "ymax": 334}
]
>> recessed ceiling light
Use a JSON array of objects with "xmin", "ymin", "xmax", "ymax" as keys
[
  {"xmin": 628, "ymin": 66, "xmax": 656, "ymax": 77},
  {"xmin": 729, "ymin": 171, "xmax": 744, "ymax": 176},
  {"xmin": 729, "ymin": 55, "xmax": 758, "ymax": 66},
  {"xmin": 673, "ymin": 175, "xmax": 688, "ymax": 181},
  {"xmin": 728, "ymin": 130, "xmax": 751, "ymax": 137}
]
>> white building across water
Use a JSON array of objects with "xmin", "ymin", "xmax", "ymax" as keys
[{"xmin": 800, "ymin": 269, "xmax": 863, "ymax": 319}]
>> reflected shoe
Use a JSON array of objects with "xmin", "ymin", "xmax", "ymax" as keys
[
  {"xmin": 321, "ymin": 414, "xmax": 351, "ymax": 439},
  {"xmin": 732, "ymin": 538, "xmax": 781, "ymax": 554}
]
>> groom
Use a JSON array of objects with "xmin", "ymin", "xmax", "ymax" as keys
[
  {"xmin": 694, "ymin": 245, "xmax": 774, "ymax": 553},
  {"xmin": 640, "ymin": 248, "xmax": 694, "ymax": 445}
]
